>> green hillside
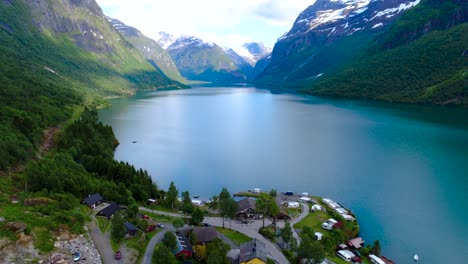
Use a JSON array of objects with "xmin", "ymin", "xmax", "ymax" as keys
[
  {"xmin": 0, "ymin": 0, "xmax": 184, "ymax": 170},
  {"xmin": 304, "ymin": 24, "xmax": 468, "ymax": 105}
]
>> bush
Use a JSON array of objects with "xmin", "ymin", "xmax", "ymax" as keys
[{"xmin": 259, "ymin": 226, "xmax": 276, "ymax": 242}]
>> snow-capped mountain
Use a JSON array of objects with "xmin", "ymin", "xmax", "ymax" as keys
[
  {"xmin": 155, "ymin": 32, "xmax": 178, "ymax": 49},
  {"xmin": 283, "ymin": 0, "xmax": 420, "ymax": 42},
  {"xmin": 166, "ymin": 36, "xmax": 246, "ymax": 83},
  {"xmin": 256, "ymin": 0, "xmax": 422, "ymax": 85},
  {"xmin": 232, "ymin": 42, "xmax": 272, "ymax": 66},
  {"xmin": 107, "ymin": 18, "xmax": 186, "ymax": 83},
  {"xmin": 223, "ymin": 48, "xmax": 255, "ymax": 80}
]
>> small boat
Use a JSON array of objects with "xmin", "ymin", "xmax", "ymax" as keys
[
  {"xmin": 193, "ymin": 195, "xmax": 199, "ymax": 199},
  {"xmin": 132, "ymin": 141, "xmax": 137, "ymax": 143}
]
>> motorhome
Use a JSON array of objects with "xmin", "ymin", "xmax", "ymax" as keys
[
  {"xmin": 369, "ymin": 254, "xmax": 385, "ymax": 264},
  {"xmin": 336, "ymin": 250, "xmax": 355, "ymax": 262}
]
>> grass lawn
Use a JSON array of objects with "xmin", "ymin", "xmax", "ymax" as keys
[
  {"xmin": 126, "ymin": 229, "xmax": 161, "ymax": 263},
  {"xmin": 96, "ymin": 217, "xmax": 110, "ymax": 233},
  {"xmin": 216, "ymin": 227, "xmax": 252, "ymax": 246},
  {"xmin": 293, "ymin": 210, "xmax": 330, "ymax": 230},
  {"xmin": 146, "ymin": 204, "xmax": 179, "ymax": 213}
]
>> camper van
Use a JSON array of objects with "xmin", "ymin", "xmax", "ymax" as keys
[
  {"xmin": 336, "ymin": 250, "xmax": 355, "ymax": 262},
  {"xmin": 321, "ymin": 222, "xmax": 333, "ymax": 231},
  {"xmin": 369, "ymin": 254, "xmax": 385, "ymax": 264}
]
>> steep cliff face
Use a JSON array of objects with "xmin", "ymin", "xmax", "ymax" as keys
[
  {"xmin": 108, "ymin": 17, "xmax": 187, "ymax": 83},
  {"xmin": 223, "ymin": 48, "xmax": 255, "ymax": 80}
]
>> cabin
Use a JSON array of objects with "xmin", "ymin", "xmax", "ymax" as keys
[
  {"xmin": 174, "ymin": 233, "xmax": 193, "ymax": 258},
  {"xmin": 124, "ymin": 222, "xmax": 138, "ymax": 237},
  {"xmin": 274, "ymin": 209, "xmax": 291, "ymax": 221},
  {"xmin": 82, "ymin": 193, "xmax": 103, "ymax": 208},
  {"xmin": 300, "ymin": 192, "xmax": 309, "ymax": 197},
  {"xmin": 348, "ymin": 237, "xmax": 365, "ymax": 249},
  {"xmin": 252, "ymin": 188, "xmax": 261, "ymax": 194},
  {"xmin": 239, "ymin": 239, "xmax": 267, "ymax": 264},
  {"xmin": 97, "ymin": 203, "xmax": 121, "ymax": 219},
  {"xmin": 236, "ymin": 198, "xmax": 257, "ymax": 219}
]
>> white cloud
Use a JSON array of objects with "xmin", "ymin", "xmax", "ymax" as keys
[{"xmin": 96, "ymin": 0, "xmax": 314, "ymax": 48}]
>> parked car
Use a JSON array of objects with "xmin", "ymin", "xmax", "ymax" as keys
[
  {"xmin": 142, "ymin": 215, "xmax": 150, "ymax": 219},
  {"xmin": 146, "ymin": 224, "xmax": 157, "ymax": 232},
  {"xmin": 201, "ymin": 223, "xmax": 210, "ymax": 227},
  {"xmin": 351, "ymin": 256, "xmax": 362, "ymax": 263},
  {"xmin": 157, "ymin": 223, "xmax": 165, "ymax": 228},
  {"xmin": 72, "ymin": 252, "xmax": 81, "ymax": 262},
  {"xmin": 115, "ymin": 251, "xmax": 121, "ymax": 260}
]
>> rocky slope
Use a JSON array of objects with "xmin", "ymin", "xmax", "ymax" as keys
[
  {"xmin": 108, "ymin": 17, "xmax": 187, "ymax": 83},
  {"xmin": 224, "ymin": 48, "xmax": 255, "ymax": 80},
  {"xmin": 167, "ymin": 36, "xmax": 247, "ymax": 83}
]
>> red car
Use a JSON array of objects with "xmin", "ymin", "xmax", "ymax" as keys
[
  {"xmin": 142, "ymin": 215, "xmax": 150, "ymax": 219},
  {"xmin": 115, "ymin": 251, "xmax": 121, "ymax": 260},
  {"xmin": 146, "ymin": 225, "xmax": 157, "ymax": 232}
]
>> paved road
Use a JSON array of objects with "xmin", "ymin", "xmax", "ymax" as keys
[
  {"xmin": 142, "ymin": 225, "xmax": 175, "ymax": 264},
  {"xmin": 140, "ymin": 205, "xmax": 311, "ymax": 264}
]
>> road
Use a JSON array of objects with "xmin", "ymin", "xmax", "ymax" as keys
[
  {"xmin": 276, "ymin": 202, "xmax": 310, "ymax": 244},
  {"xmin": 140, "ymin": 204, "xmax": 311, "ymax": 264},
  {"xmin": 142, "ymin": 225, "xmax": 175, "ymax": 264},
  {"xmin": 88, "ymin": 218, "xmax": 117, "ymax": 264}
]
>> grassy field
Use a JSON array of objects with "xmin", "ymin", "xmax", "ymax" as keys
[
  {"xmin": 216, "ymin": 227, "xmax": 252, "ymax": 246},
  {"xmin": 96, "ymin": 217, "xmax": 110, "ymax": 233},
  {"xmin": 293, "ymin": 210, "xmax": 330, "ymax": 230},
  {"xmin": 126, "ymin": 229, "xmax": 160, "ymax": 263}
]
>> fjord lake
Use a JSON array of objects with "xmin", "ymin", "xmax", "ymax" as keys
[{"xmin": 99, "ymin": 86, "xmax": 468, "ymax": 263}]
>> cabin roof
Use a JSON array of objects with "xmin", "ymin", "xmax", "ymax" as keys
[{"xmin": 83, "ymin": 193, "xmax": 103, "ymax": 206}]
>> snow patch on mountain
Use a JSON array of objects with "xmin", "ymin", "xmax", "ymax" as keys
[{"xmin": 370, "ymin": 0, "xmax": 420, "ymax": 21}]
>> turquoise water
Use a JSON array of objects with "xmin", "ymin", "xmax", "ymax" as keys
[{"xmin": 99, "ymin": 87, "xmax": 468, "ymax": 263}]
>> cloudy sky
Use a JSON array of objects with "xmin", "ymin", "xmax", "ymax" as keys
[{"xmin": 96, "ymin": 0, "xmax": 315, "ymax": 49}]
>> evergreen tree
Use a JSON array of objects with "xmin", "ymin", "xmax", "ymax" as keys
[
  {"xmin": 191, "ymin": 207, "xmax": 205, "ymax": 226},
  {"xmin": 372, "ymin": 240, "xmax": 381, "ymax": 256},
  {"xmin": 166, "ymin": 181, "xmax": 178, "ymax": 209},
  {"xmin": 181, "ymin": 190, "xmax": 194, "ymax": 213},
  {"xmin": 111, "ymin": 212, "xmax": 126, "ymax": 242}
]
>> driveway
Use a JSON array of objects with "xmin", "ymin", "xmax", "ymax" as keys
[{"xmin": 142, "ymin": 225, "xmax": 175, "ymax": 264}]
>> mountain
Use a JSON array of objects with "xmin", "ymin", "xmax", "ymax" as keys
[
  {"xmin": 107, "ymin": 17, "xmax": 187, "ymax": 83},
  {"xmin": 167, "ymin": 36, "xmax": 247, "ymax": 83},
  {"xmin": 233, "ymin": 42, "xmax": 272, "ymax": 66},
  {"xmin": 223, "ymin": 48, "xmax": 255, "ymax": 80},
  {"xmin": 156, "ymin": 31, "xmax": 178, "ymax": 49},
  {"xmin": 304, "ymin": 0, "xmax": 468, "ymax": 105},
  {"xmin": 255, "ymin": 0, "xmax": 422, "ymax": 86},
  {"xmin": 0, "ymin": 0, "xmax": 184, "ymax": 169}
]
